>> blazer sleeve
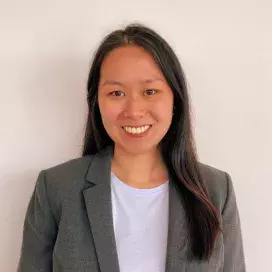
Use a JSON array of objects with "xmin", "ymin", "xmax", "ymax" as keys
[
  {"xmin": 222, "ymin": 172, "xmax": 246, "ymax": 272},
  {"xmin": 17, "ymin": 170, "xmax": 57, "ymax": 272}
]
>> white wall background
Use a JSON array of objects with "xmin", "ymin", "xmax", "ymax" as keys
[{"xmin": 0, "ymin": 0, "xmax": 271, "ymax": 271}]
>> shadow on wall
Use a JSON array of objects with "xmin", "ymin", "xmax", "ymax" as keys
[
  {"xmin": 3, "ymin": 54, "xmax": 89, "ymax": 271},
  {"xmin": 1, "ymin": 170, "xmax": 40, "ymax": 271},
  {"xmin": 23, "ymin": 54, "xmax": 89, "ymax": 160}
]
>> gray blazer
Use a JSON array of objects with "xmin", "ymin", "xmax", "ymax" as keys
[{"xmin": 18, "ymin": 145, "xmax": 246, "ymax": 272}]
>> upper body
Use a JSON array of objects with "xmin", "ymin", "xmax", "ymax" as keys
[
  {"xmin": 18, "ymin": 24, "xmax": 246, "ymax": 271},
  {"xmin": 18, "ymin": 145, "xmax": 245, "ymax": 272}
]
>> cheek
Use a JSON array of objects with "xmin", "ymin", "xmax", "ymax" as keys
[
  {"xmin": 153, "ymin": 100, "xmax": 173, "ymax": 120},
  {"xmin": 99, "ymin": 101, "xmax": 122, "ymax": 124}
]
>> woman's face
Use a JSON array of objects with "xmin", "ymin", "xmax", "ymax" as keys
[{"xmin": 98, "ymin": 45, "xmax": 174, "ymax": 154}]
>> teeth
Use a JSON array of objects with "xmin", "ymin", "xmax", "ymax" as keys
[{"xmin": 123, "ymin": 125, "xmax": 151, "ymax": 134}]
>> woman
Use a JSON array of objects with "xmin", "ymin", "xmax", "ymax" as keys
[{"xmin": 18, "ymin": 24, "xmax": 246, "ymax": 272}]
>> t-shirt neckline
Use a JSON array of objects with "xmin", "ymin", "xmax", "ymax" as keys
[{"xmin": 111, "ymin": 172, "xmax": 169, "ymax": 196}]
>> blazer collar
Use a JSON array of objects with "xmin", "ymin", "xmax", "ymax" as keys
[
  {"xmin": 85, "ymin": 145, "xmax": 114, "ymax": 185},
  {"xmin": 83, "ymin": 145, "xmax": 189, "ymax": 272}
]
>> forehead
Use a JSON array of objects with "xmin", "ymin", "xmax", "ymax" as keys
[{"xmin": 100, "ymin": 45, "xmax": 165, "ymax": 83}]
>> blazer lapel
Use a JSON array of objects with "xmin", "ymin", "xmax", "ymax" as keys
[
  {"xmin": 83, "ymin": 146, "xmax": 120, "ymax": 272},
  {"xmin": 165, "ymin": 178, "xmax": 189, "ymax": 272}
]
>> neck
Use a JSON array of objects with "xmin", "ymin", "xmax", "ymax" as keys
[{"xmin": 111, "ymin": 145, "xmax": 169, "ymax": 189}]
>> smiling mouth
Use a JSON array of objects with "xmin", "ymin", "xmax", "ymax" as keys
[{"xmin": 122, "ymin": 125, "xmax": 152, "ymax": 135}]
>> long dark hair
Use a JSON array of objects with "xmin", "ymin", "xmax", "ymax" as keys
[{"xmin": 82, "ymin": 23, "xmax": 221, "ymax": 261}]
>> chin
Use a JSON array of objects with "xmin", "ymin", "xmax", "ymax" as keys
[{"xmin": 115, "ymin": 143, "xmax": 159, "ymax": 155}]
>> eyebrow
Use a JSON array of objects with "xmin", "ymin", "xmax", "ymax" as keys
[{"xmin": 101, "ymin": 78, "xmax": 165, "ymax": 87}]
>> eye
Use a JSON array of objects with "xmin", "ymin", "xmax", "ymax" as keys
[
  {"xmin": 144, "ymin": 89, "xmax": 158, "ymax": 96},
  {"xmin": 109, "ymin": 91, "xmax": 125, "ymax": 97}
]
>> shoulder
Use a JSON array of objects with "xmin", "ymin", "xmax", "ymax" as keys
[
  {"xmin": 35, "ymin": 155, "xmax": 95, "ymax": 221},
  {"xmin": 197, "ymin": 162, "xmax": 231, "ymax": 213},
  {"xmin": 40, "ymin": 155, "xmax": 95, "ymax": 199},
  {"xmin": 43, "ymin": 155, "xmax": 94, "ymax": 183}
]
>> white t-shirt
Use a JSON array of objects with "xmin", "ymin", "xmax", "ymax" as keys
[{"xmin": 111, "ymin": 172, "xmax": 169, "ymax": 272}]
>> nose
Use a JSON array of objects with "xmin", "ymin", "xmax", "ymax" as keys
[{"xmin": 123, "ymin": 97, "xmax": 147, "ymax": 119}]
